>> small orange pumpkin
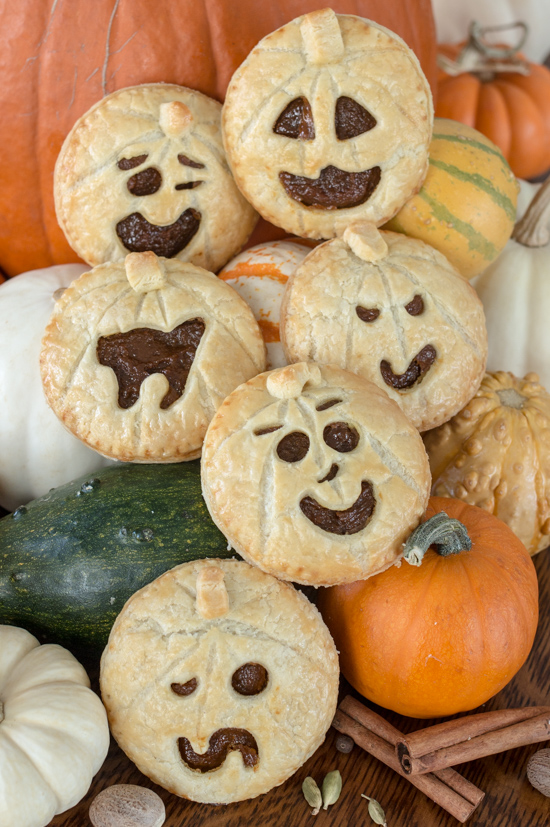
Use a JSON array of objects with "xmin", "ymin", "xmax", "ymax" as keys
[
  {"xmin": 318, "ymin": 497, "xmax": 539, "ymax": 718},
  {"xmin": 436, "ymin": 23, "xmax": 550, "ymax": 179}
]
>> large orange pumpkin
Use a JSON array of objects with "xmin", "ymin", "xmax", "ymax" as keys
[
  {"xmin": 318, "ymin": 498, "xmax": 539, "ymax": 718},
  {"xmin": 436, "ymin": 38, "xmax": 550, "ymax": 180},
  {"xmin": 0, "ymin": 1, "xmax": 437, "ymax": 278}
]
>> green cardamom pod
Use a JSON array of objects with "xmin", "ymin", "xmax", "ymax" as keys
[
  {"xmin": 302, "ymin": 777, "xmax": 322, "ymax": 815},
  {"xmin": 322, "ymin": 769, "xmax": 343, "ymax": 810},
  {"xmin": 361, "ymin": 794, "xmax": 387, "ymax": 825}
]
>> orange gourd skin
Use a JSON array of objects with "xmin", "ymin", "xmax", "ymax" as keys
[
  {"xmin": 0, "ymin": 0, "xmax": 437, "ymax": 278},
  {"xmin": 436, "ymin": 44, "xmax": 550, "ymax": 180},
  {"xmin": 318, "ymin": 498, "xmax": 539, "ymax": 719}
]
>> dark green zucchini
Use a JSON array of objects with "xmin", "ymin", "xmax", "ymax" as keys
[{"xmin": 0, "ymin": 462, "xmax": 234, "ymax": 653}]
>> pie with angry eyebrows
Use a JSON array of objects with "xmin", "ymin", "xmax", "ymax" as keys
[
  {"xmin": 222, "ymin": 8, "xmax": 433, "ymax": 240},
  {"xmin": 55, "ymin": 83, "xmax": 258, "ymax": 272},
  {"xmin": 201, "ymin": 362, "xmax": 431, "ymax": 586}
]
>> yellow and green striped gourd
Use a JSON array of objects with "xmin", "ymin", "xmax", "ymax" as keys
[{"xmin": 384, "ymin": 118, "xmax": 519, "ymax": 280}]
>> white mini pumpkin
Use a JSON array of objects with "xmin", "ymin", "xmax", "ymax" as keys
[
  {"xmin": 473, "ymin": 178, "xmax": 550, "ymax": 390},
  {"xmin": 0, "ymin": 625, "xmax": 110, "ymax": 827},
  {"xmin": 0, "ymin": 265, "xmax": 113, "ymax": 511}
]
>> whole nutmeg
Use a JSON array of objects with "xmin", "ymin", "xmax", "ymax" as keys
[
  {"xmin": 335, "ymin": 733, "xmax": 354, "ymax": 754},
  {"xmin": 89, "ymin": 784, "xmax": 166, "ymax": 827},
  {"xmin": 527, "ymin": 749, "xmax": 550, "ymax": 797}
]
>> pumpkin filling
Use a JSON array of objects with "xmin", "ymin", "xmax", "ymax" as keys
[
  {"xmin": 115, "ymin": 208, "xmax": 201, "ymax": 257},
  {"xmin": 178, "ymin": 729, "xmax": 259, "ymax": 772},
  {"xmin": 97, "ymin": 318, "xmax": 205, "ymax": 409},
  {"xmin": 380, "ymin": 345, "xmax": 437, "ymax": 390},
  {"xmin": 279, "ymin": 165, "xmax": 381, "ymax": 209},
  {"xmin": 300, "ymin": 480, "xmax": 375, "ymax": 535}
]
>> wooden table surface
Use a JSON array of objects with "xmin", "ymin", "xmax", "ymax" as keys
[{"xmin": 49, "ymin": 551, "xmax": 550, "ymax": 827}]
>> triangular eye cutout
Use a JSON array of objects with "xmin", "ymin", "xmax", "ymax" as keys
[
  {"xmin": 335, "ymin": 96, "xmax": 376, "ymax": 140},
  {"xmin": 273, "ymin": 97, "xmax": 315, "ymax": 140}
]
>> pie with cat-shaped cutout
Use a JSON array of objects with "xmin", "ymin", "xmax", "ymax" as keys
[{"xmin": 40, "ymin": 251, "xmax": 265, "ymax": 462}]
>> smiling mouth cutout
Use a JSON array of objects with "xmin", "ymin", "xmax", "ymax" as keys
[
  {"xmin": 178, "ymin": 728, "xmax": 259, "ymax": 772},
  {"xmin": 380, "ymin": 345, "xmax": 437, "ymax": 391},
  {"xmin": 116, "ymin": 208, "xmax": 201, "ymax": 257},
  {"xmin": 279, "ymin": 165, "xmax": 381, "ymax": 209},
  {"xmin": 300, "ymin": 480, "xmax": 375, "ymax": 534}
]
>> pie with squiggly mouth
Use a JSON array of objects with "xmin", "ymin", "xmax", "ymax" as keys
[
  {"xmin": 116, "ymin": 208, "xmax": 201, "ymax": 258},
  {"xmin": 178, "ymin": 729, "xmax": 259, "ymax": 772},
  {"xmin": 279, "ymin": 165, "xmax": 381, "ymax": 210}
]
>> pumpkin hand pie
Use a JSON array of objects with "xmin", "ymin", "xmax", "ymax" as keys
[
  {"xmin": 222, "ymin": 8, "xmax": 433, "ymax": 240},
  {"xmin": 201, "ymin": 362, "xmax": 431, "ymax": 586},
  {"xmin": 281, "ymin": 224, "xmax": 488, "ymax": 432},
  {"xmin": 40, "ymin": 251, "xmax": 265, "ymax": 462},
  {"xmin": 54, "ymin": 83, "xmax": 258, "ymax": 273},
  {"xmin": 100, "ymin": 559, "xmax": 339, "ymax": 804}
]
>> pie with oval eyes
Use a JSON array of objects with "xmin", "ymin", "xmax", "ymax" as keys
[
  {"xmin": 100, "ymin": 558, "xmax": 339, "ymax": 803},
  {"xmin": 54, "ymin": 83, "xmax": 258, "ymax": 272},
  {"xmin": 222, "ymin": 9, "xmax": 433, "ymax": 240},
  {"xmin": 281, "ymin": 227, "xmax": 488, "ymax": 432},
  {"xmin": 201, "ymin": 362, "xmax": 431, "ymax": 586}
]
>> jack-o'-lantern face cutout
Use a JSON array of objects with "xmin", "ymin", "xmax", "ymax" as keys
[
  {"xmin": 222, "ymin": 9, "xmax": 433, "ymax": 240},
  {"xmin": 55, "ymin": 84, "xmax": 258, "ymax": 272},
  {"xmin": 281, "ymin": 225, "xmax": 488, "ymax": 433},
  {"xmin": 100, "ymin": 559, "xmax": 339, "ymax": 804},
  {"xmin": 40, "ymin": 251, "xmax": 266, "ymax": 462},
  {"xmin": 202, "ymin": 363, "xmax": 431, "ymax": 586}
]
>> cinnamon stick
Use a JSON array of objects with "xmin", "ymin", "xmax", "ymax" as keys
[
  {"xmin": 333, "ymin": 697, "xmax": 484, "ymax": 823},
  {"xmin": 396, "ymin": 707, "xmax": 550, "ymax": 775}
]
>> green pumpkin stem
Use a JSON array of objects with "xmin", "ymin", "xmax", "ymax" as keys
[{"xmin": 403, "ymin": 512, "xmax": 472, "ymax": 567}]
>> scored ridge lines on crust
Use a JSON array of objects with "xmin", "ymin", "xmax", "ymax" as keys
[
  {"xmin": 169, "ymin": 276, "xmax": 263, "ymax": 368},
  {"xmin": 53, "ymin": 286, "xmax": 134, "ymax": 404},
  {"xmin": 195, "ymin": 369, "xmax": 218, "ymax": 421},
  {"xmin": 391, "ymin": 251, "xmax": 458, "ymax": 277},
  {"xmin": 111, "ymin": 638, "xmax": 205, "ymax": 715},
  {"xmin": 134, "ymin": 290, "xmax": 147, "ymax": 323},
  {"xmin": 52, "ymin": 275, "xmax": 129, "ymax": 314},
  {"xmin": 206, "ymin": 395, "xmax": 277, "ymax": 458},
  {"xmin": 192, "ymin": 132, "xmax": 231, "ymax": 174},
  {"xmin": 345, "ymin": 247, "xmax": 370, "ymax": 366},
  {"xmin": 255, "ymin": 47, "xmax": 304, "ymax": 55},
  {"xmin": 62, "ymin": 132, "xmax": 166, "ymax": 194},
  {"xmin": 294, "ymin": 395, "xmax": 323, "ymax": 468},
  {"xmin": 258, "ymin": 411, "xmax": 283, "ymax": 561},
  {"xmin": 232, "ymin": 65, "xmax": 307, "ymax": 149},
  {"xmin": 156, "ymin": 290, "xmax": 168, "ymax": 327},
  {"xmin": 200, "ymin": 636, "xmax": 219, "ymax": 738},
  {"xmin": 341, "ymin": 65, "xmax": 430, "ymax": 135},
  {"xmin": 374, "ymin": 261, "xmax": 408, "ymax": 363},
  {"xmin": 389, "ymin": 259, "xmax": 484, "ymax": 359},
  {"xmin": 363, "ymin": 429, "xmax": 426, "ymax": 500}
]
